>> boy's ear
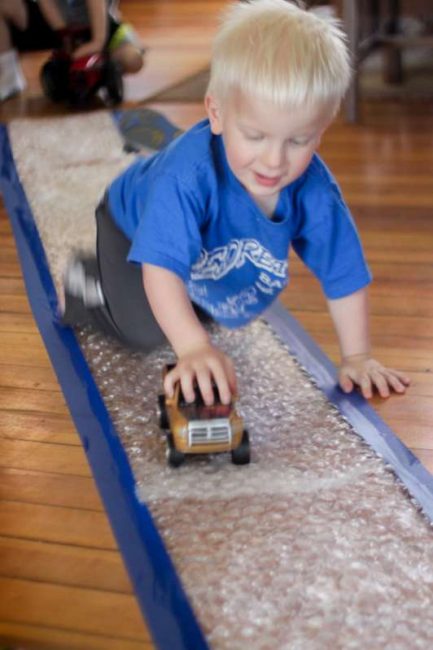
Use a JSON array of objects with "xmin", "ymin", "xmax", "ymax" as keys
[{"xmin": 205, "ymin": 94, "xmax": 223, "ymax": 135}]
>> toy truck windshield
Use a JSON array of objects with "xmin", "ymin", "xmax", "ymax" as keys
[{"xmin": 178, "ymin": 384, "xmax": 232, "ymax": 420}]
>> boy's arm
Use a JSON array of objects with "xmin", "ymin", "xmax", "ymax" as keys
[
  {"xmin": 327, "ymin": 287, "xmax": 410, "ymax": 398},
  {"xmin": 72, "ymin": 0, "xmax": 108, "ymax": 59},
  {"xmin": 142, "ymin": 263, "xmax": 237, "ymax": 405}
]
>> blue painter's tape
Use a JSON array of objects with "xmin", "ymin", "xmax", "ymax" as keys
[
  {"xmin": 264, "ymin": 301, "xmax": 433, "ymax": 523},
  {"xmin": 0, "ymin": 124, "xmax": 209, "ymax": 650}
]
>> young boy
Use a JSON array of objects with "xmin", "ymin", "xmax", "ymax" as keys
[
  {"xmin": 63, "ymin": 0, "xmax": 410, "ymax": 406},
  {"xmin": 0, "ymin": 0, "xmax": 144, "ymax": 101}
]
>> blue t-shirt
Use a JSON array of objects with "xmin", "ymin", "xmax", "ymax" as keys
[{"xmin": 108, "ymin": 119, "xmax": 372, "ymax": 328}]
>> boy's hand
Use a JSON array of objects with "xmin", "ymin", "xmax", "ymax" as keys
[
  {"xmin": 339, "ymin": 353, "xmax": 410, "ymax": 399},
  {"xmin": 164, "ymin": 344, "xmax": 237, "ymax": 406}
]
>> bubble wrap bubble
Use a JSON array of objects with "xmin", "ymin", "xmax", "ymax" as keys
[{"xmin": 9, "ymin": 115, "xmax": 433, "ymax": 650}]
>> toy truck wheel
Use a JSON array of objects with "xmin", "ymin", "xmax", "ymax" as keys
[
  {"xmin": 40, "ymin": 60, "xmax": 69, "ymax": 102},
  {"xmin": 157, "ymin": 394, "xmax": 169, "ymax": 429},
  {"xmin": 166, "ymin": 434, "xmax": 185, "ymax": 468},
  {"xmin": 231, "ymin": 429, "xmax": 250, "ymax": 465}
]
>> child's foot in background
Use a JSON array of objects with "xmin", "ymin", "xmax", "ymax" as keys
[{"xmin": 0, "ymin": 49, "xmax": 26, "ymax": 101}]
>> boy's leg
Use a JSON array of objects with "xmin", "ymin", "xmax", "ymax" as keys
[
  {"xmin": 95, "ymin": 196, "xmax": 167, "ymax": 350},
  {"xmin": 63, "ymin": 195, "xmax": 167, "ymax": 352}
]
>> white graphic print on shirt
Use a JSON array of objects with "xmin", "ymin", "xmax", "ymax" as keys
[
  {"xmin": 188, "ymin": 239, "xmax": 288, "ymax": 320},
  {"xmin": 190, "ymin": 239, "xmax": 287, "ymax": 281}
]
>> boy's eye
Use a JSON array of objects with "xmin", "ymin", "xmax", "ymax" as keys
[
  {"xmin": 244, "ymin": 132, "xmax": 264, "ymax": 141},
  {"xmin": 290, "ymin": 138, "xmax": 310, "ymax": 146}
]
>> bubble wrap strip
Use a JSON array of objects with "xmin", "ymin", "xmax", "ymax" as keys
[
  {"xmin": 0, "ymin": 124, "xmax": 209, "ymax": 650},
  {"xmin": 265, "ymin": 302, "xmax": 433, "ymax": 522}
]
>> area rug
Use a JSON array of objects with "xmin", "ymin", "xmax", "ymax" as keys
[{"xmin": 2, "ymin": 109, "xmax": 433, "ymax": 650}]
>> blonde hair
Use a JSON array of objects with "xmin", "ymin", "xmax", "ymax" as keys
[{"xmin": 207, "ymin": 0, "xmax": 351, "ymax": 109}]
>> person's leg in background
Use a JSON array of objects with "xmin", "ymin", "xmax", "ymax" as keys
[
  {"xmin": 0, "ymin": 0, "xmax": 27, "ymax": 100},
  {"xmin": 107, "ymin": 14, "xmax": 145, "ymax": 74}
]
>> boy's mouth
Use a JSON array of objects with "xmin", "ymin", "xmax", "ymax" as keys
[{"xmin": 253, "ymin": 171, "xmax": 282, "ymax": 187}]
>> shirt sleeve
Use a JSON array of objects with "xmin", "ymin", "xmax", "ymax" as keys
[
  {"xmin": 127, "ymin": 172, "xmax": 204, "ymax": 281},
  {"xmin": 292, "ymin": 181, "xmax": 372, "ymax": 299}
]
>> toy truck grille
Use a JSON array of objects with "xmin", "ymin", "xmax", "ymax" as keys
[{"xmin": 188, "ymin": 418, "xmax": 232, "ymax": 446}]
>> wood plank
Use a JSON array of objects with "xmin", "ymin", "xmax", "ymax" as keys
[
  {"xmin": 291, "ymin": 260, "xmax": 433, "ymax": 283},
  {"xmin": 0, "ymin": 468, "xmax": 103, "ymax": 510},
  {"xmin": 372, "ymin": 396, "xmax": 433, "ymax": 430},
  {"xmin": 342, "ymin": 192, "xmax": 433, "ymax": 207},
  {"xmin": 289, "ymin": 310, "xmax": 433, "ymax": 343},
  {"xmin": 0, "ymin": 500, "xmax": 117, "ymax": 549},
  {"xmin": 0, "ymin": 293, "xmax": 33, "ymax": 314},
  {"xmin": 0, "ymin": 577, "xmax": 149, "ymax": 642},
  {"xmin": 0, "ymin": 386, "xmax": 69, "ymax": 416},
  {"xmin": 0, "ymin": 410, "xmax": 79, "ymax": 445},
  {"xmin": 0, "ymin": 276, "xmax": 27, "ymax": 294},
  {"xmin": 0, "ymin": 439, "xmax": 91, "ymax": 476},
  {"xmin": 412, "ymin": 450, "xmax": 433, "ymax": 476},
  {"xmin": 284, "ymin": 287, "xmax": 433, "ymax": 318},
  {"xmin": 0, "ymin": 621, "xmax": 152, "ymax": 650},
  {"xmin": 0, "ymin": 311, "xmax": 39, "ymax": 333},
  {"xmin": 0, "ymin": 332, "xmax": 51, "ymax": 366},
  {"xmin": 0, "ymin": 537, "xmax": 131, "ymax": 593},
  {"xmin": 0, "ymin": 363, "xmax": 61, "ymax": 392},
  {"xmin": 284, "ymin": 340, "xmax": 433, "ymax": 374}
]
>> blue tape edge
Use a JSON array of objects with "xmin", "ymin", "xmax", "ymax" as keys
[
  {"xmin": 264, "ymin": 301, "xmax": 433, "ymax": 523},
  {"xmin": 0, "ymin": 124, "xmax": 209, "ymax": 650}
]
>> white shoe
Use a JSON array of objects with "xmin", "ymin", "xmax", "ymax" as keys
[
  {"xmin": 64, "ymin": 256, "xmax": 105, "ymax": 308},
  {"xmin": 0, "ymin": 49, "xmax": 26, "ymax": 101}
]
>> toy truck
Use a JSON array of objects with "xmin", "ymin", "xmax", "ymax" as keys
[
  {"xmin": 158, "ymin": 365, "xmax": 250, "ymax": 467},
  {"xmin": 40, "ymin": 27, "xmax": 123, "ymax": 107}
]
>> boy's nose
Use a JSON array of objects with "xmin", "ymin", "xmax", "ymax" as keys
[{"xmin": 262, "ymin": 145, "xmax": 286, "ymax": 170}]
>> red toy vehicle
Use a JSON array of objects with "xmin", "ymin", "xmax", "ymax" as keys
[{"xmin": 40, "ymin": 28, "xmax": 123, "ymax": 107}]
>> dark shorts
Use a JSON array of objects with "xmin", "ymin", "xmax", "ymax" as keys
[
  {"xmin": 11, "ymin": 0, "xmax": 119, "ymax": 52},
  {"xmin": 63, "ymin": 195, "xmax": 210, "ymax": 351},
  {"xmin": 95, "ymin": 195, "xmax": 168, "ymax": 350},
  {"xmin": 94, "ymin": 195, "xmax": 211, "ymax": 350}
]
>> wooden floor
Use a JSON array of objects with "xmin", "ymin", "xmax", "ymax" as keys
[{"xmin": 1, "ymin": 1, "xmax": 433, "ymax": 648}]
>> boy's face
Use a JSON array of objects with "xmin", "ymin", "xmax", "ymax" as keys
[{"xmin": 205, "ymin": 90, "xmax": 336, "ymax": 209}]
